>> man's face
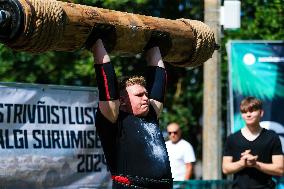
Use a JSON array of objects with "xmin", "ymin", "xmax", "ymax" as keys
[
  {"xmin": 241, "ymin": 109, "xmax": 264, "ymax": 127},
  {"xmin": 122, "ymin": 84, "xmax": 149, "ymax": 116},
  {"xmin": 167, "ymin": 123, "xmax": 181, "ymax": 144}
]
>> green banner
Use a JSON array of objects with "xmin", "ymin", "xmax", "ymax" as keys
[{"xmin": 227, "ymin": 41, "xmax": 284, "ymax": 138}]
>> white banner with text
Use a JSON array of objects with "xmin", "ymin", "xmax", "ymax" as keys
[{"xmin": 0, "ymin": 82, "xmax": 111, "ymax": 189}]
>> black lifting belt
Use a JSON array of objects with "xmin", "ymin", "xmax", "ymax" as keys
[{"xmin": 112, "ymin": 175, "xmax": 173, "ymax": 189}]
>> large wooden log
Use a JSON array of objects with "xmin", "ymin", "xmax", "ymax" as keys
[{"xmin": 0, "ymin": 0, "xmax": 217, "ymax": 67}]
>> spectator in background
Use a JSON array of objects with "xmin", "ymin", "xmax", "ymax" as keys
[
  {"xmin": 166, "ymin": 122, "xmax": 196, "ymax": 181},
  {"xmin": 222, "ymin": 96, "xmax": 284, "ymax": 189}
]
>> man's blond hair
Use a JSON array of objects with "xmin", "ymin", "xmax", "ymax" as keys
[{"xmin": 119, "ymin": 76, "xmax": 146, "ymax": 92}]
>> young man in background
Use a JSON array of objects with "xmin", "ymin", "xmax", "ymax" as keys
[{"xmin": 222, "ymin": 96, "xmax": 284, "ymax": 189}]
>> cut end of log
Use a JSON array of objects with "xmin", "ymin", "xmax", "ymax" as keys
[{"xmin": 171, "ymin": 19, "xmax": 216, "ymax": 68}]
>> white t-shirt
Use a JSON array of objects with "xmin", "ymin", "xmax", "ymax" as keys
[{"xmin": 165, "ymin": 139, "xmax": 196, "ymax": 181}]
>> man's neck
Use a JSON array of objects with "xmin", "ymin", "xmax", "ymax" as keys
[
  {"xmin": 245, "ymin": 124, "xmax": 262, "ymax": 134},
  {"xmin": 119, "ymin": 107, "xmax": 148, "ymax": 117},
  {"xmin": 241, "ymin": 125, "xmax": 262, "ymax": 141},
  {"xmin": 171, "ymin": 139, "xmax": 181, "ymax": 144}
]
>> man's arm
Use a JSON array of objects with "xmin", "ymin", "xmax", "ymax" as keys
[
  {"xmin": 92, "ymin": 39, "xmax": 120, "ymax": 123},
  {"xmin": 184, "ymin": 163, "xmax": 193, "ymax": 180},
  {"xmin": 253, "ymin": 155, "xmax": 284, "ymax": 176},
  {"xmin": 183, "ymin": 142, "xmax": 196, "ymax": 180},
  {"xmin": 222, "ymin": 150, "xmax": 260, "ymax": 175},
  {"xmin": 222, "ymin": 156, "xmax": 247, "ymax": 175},
  {"xmin": 145, "ymin": 46, "xmax": 166, "ymax": 118}
]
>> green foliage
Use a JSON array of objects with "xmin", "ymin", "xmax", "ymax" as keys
[
  {"xmin": 223, "ymin": 0, "xmax": 284, "ymax": 40},
  {"xmin": 66, "ymin": 0, "xmax": 149, "ymax": 13},
  {"xmin": 0, "ymin": 46, "xmax": 95, "ymax": 85}
]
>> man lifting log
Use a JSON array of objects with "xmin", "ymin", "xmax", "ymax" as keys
[
  {"xmin": 91, "ymin": 26, "xmax": 172, "ymax": 188},
  {"xmin": 0, "ymin": 1, "xmax": 218, "ymax": 186}
]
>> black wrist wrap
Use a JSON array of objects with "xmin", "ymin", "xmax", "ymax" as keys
[
  {"xmin": 144, "ymin": 30, "xmax": 172, "ymax": 57},
  {"xmin": 146, "ymin": 66, "xmax": 167, "ymax": 103},
  {"xmin": 94, "ymin": 63, "xmax": 119, "ymax": 101},
  {"xmin": 85, "ymin": 23, "xmax": 116, "ymax": 52}
]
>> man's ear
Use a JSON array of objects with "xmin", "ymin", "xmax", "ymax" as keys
[{"xmin": 260, "ymin": 110, "xmax": 264, "ymax": 117}]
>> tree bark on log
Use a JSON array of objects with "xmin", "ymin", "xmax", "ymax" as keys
[{"xmin": 0, "ymin": 0, "xmax": 217, "ymax": 67}]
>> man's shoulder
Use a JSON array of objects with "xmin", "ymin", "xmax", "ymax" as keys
[
  {"xmin": 179, "ymin": 139, "xmax": 193, "ymax": 147},
  {"xmin": 261, "ymin": 128, "xmax": 280, "ymax": 140},
  {"xmin": 227, "ymin": 130, "xmax": 242, "ymax": 138},
  {"xmin": 262, "ymin": 128, "xmax": 277, "ymax": 135}
]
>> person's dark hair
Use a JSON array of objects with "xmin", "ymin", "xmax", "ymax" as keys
[{"xmin": 240, "ymin": 96, "xmax": 263, "ymax": 113}]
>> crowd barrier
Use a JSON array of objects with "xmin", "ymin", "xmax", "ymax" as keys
[
  {"xmin": 173, "ymin": 178, "xmax": 284, "ymax": 189},
  {"xmin": 173, "ymin": 180, "xmax": 233, "ymax": 189}
]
